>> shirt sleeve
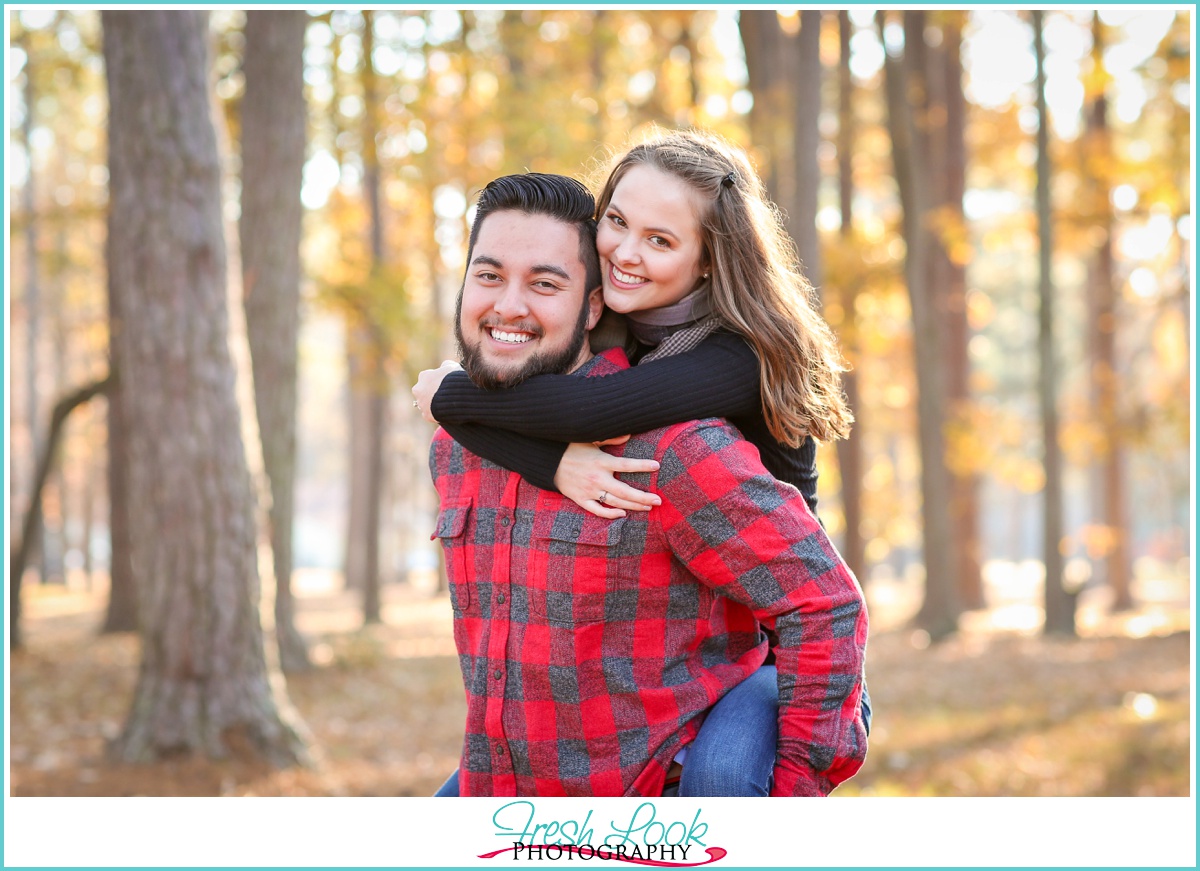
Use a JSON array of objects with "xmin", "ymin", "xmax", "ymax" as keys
[
  {"xmin": 654, "ymin": 421, "xmax": 868, "ymax": 796},
  {"xmin": 439, "ymin": 423, "xmax": 565, "ymax": 492},
  {"xmin": 430, "ymin": 331, "xmax": 761, "ymax": 442}
]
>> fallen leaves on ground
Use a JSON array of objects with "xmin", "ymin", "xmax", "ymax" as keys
[{"xmin": 8, "ymin": 571, "xmax": 1191, "ymax": 796}]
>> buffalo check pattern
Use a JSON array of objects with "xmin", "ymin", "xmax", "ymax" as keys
[{"xmin": 429, "ymin": 348, "xmax": 868, "ymax": 797}]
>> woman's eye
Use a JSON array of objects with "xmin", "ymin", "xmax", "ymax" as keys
[
  {"xmin": 650, "ymin": 235, "xmax": 670, "ymax": 248},
  {"xmin": 606, "ymin": 213, "xmax": 626, "ymax": 228}
]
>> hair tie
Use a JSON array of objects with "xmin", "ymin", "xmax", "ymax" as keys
[{"xmin": 721, "ymin": 172, "xmax": 738, "ymax": 189}]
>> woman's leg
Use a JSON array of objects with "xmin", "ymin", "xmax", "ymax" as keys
[
  {"xmin": 679, "ymin": 666, "xmax": 778, "ymax": 797},
  {"xmin": 433, "ymin": 768, "xmax": 461, "ymax": 796}
]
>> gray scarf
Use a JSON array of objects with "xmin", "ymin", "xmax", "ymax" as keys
[{"xmin": 625, "ymin": 284, "xmax": 718, "ymax": 356}]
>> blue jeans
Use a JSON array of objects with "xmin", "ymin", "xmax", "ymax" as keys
[
  {"xmin": 679, "ymin": 665, "xmax": 873, "ymax": 797},
  {"xmin": 679, "ymin": 665, "xmax": 779, "ymax": 796},
  {"xmin": 433, "ymin": 768, "xmax": 460, "ymax": 796}
]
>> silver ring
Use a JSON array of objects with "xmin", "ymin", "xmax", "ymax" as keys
[{"xmin": 598, "ymin": 491, "xmax": 608, "ymax": 505}]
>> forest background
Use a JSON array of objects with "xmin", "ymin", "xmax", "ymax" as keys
[{"xmin": 5, "ymin": 5, "xmax": 1194, "ymax": 815}]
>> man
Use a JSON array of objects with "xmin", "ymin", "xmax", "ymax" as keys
[{"xmin": 428, "ymin": 172, "xmax": 867, "ymax": 797}]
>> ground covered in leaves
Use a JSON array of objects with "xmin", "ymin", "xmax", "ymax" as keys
[{"xmin": 9, "ymin": 567, "xmax": 1191, "ymax": 797}]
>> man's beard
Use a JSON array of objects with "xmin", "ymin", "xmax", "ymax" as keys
[{"xmin": 454, "ymin": 293, "xmax": 592, "ymax": 391}]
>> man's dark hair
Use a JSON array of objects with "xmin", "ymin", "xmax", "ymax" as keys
[{"xmin": 464, "ymin": 172, "xmax": 601, "ymax": 293}]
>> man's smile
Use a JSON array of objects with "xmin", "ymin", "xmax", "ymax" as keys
[{"xmin": 488, "ymin": 327, "xmax": 535, "ymax": 345}]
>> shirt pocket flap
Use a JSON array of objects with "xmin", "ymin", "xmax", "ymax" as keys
[
  {"xmin": 432, "ymin": 500, "xmax": 471, "ymax": 540},
  {"xmin": 538, "ymin": 515, "xmax": 625, "ymax": 548}
]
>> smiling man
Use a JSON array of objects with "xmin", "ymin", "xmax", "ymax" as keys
[
  {"xmin": 452, "ymin": 174, "xmax": 604, "ymax": 390},
  {"xmin": 427, "ymin": 172, "xmax": 867, "ymax": 797}
]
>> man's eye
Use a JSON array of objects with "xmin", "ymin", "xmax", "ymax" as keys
[
  {"xmin": 477, "ymin": 271, "xmax": 500, "ymax": 281},
  {"xmin": 533, "ymin": 281, "xmax": 560, "ymax": 293}
]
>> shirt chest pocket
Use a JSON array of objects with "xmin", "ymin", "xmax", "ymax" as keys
[
  {"xmin": 528, "ymin": 514, "xmax": 632, "ymax": 626},
  {"xmin": 432, "ymin": 500, "xmax": 475, "ymax": 614}
]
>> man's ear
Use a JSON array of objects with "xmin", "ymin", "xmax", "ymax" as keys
[{"xmin": 584, "ymin": 285, "xmax": 604, "ymax": 330}]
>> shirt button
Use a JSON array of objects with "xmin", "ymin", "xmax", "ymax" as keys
[
  {"xmin": 495, "ymin": 743, "xmax": 505, "ymax": 755},
  {"xmin": 497, "ymin": 592, "xmax": 506, "ymax": 604},
  {"xmin": 493, "ymin": 668, "xmax": 503, "ymax": 680},
  {"xmin": 500, "ymin": 516, "xmax": 510, "ymax": 527}
]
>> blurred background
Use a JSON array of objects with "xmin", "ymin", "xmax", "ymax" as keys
[{"xmin": 6, "ymin": 8, "xmax": 1192, "ymax": 797}]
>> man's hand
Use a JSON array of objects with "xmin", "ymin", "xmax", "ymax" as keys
[{"xmin": 412, "ymin": 360, "xmax": 462, "ymax": 423}]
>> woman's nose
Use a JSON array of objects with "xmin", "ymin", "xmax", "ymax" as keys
[{"xmin": 613, "ymin": 234, "xmax": 639, "ymax": 265}]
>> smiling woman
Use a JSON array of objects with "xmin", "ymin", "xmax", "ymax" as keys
[{"xmin": 596, "ymin": 164, "xmax": 708, "ymax": 315}]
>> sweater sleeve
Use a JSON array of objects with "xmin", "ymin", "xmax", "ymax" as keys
[
  {"xmin": 430, "ymin": 331, "xmax": 761, "ymax": 442},
  {"xmin": 439, "ymin": 423, "xmax": 565, "ymax": 492}
]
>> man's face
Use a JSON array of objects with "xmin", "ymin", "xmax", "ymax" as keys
[{"xmin": 456, "ymin": 210, "xmax": 602, "ymax": 390}]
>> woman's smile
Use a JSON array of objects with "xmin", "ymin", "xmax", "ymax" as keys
[{"xmin": 608, "ymin": 264, "xmax": 649, "ymax": 288}]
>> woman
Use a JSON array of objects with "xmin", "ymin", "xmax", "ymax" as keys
[{"xmin": 415, "ymin": 128, "xmax": 866, "ymax": 796}]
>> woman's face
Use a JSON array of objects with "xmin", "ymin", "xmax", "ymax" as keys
[{"xmin": 596, "ymin": 165, "xmax": 708, "ymax": 315}]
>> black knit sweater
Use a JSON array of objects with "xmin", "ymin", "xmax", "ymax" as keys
[{"xmin": 434, "ymin": 330, "xmax": 820, "ymax": 514}]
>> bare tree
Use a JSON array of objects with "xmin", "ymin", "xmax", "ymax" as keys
[
  {"xmin": 102, "ymin": 303, "xmax": 137, "ymax": 634},
  {"xmin": 924, "ymin": 13, "xmax": 983, "ymax": 610},
  {"xmin": 18, "ymin": 26, "xmax": 48, "ymax": 588},
  {"xmin": 878, "ymin": 11, "xmax": 962, "ymax": 639},
  {"xmin": 358, "ymin": 10, "xmax": 387, "ymax": 625},
  {"xmin": 834, "ymin": 10, "xmax": 867, "ymax": 584},
  {"xmin": 11, "ymin": 377, "xmax": 111, "ymax": 648},
  {"xmin": 1084, "ymin": 12, "xmax": 1133, "ymax": 611},
  {"xmin": 738, "ymin": 10, "xmax": 795, "ymax": 202},
  {"xmin": 792, "ymin": 11, "xmax": 822, "ymax": 278},
  {"xmin": 102, "ymin": 10, "xmax": 310, "ymax": 764},
  {"xmin": 240, "ymin": 10, "xmax": 312, "ymax": 672},
  {"xmin": 1033, "ymin": 10, "xmax": 1074, "ymax": 636}
]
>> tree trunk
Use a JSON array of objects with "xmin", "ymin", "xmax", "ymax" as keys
[
  {"xmin": 590, "ymin": 11, "xmax": 609, "ymax": 145},
  {"xmin": 738, "ymin": 10, "xmax": 794, "ymax": 200},
  {"xmin": 45, "ymin": 238, "xmax": 69, "ymax": 586},
  {"xmin": 928, "ymin": 14, "xmax": 984, "ymax": 610},
  {"xmin": 11, "ymin": 377, "xmax": 111, "ymax": 649},
  {"xmin": 344, "ymin": 347, "xmax": 373, "ymax": 593},
  {"xmin": 791, "ymin": 11, "xmax": 822, "ymax": 280},
  {"xmin": 834, "ymin": 10, "xmax": 867, "ymax": 585},
  {"xmin": 240, "ymin": 10, "xmax": 312, "ymax": 674},
  {"xmin": 102, "ymin": 370, "xmax": 138, "ymax": 633},
  {"xmin": 21, "ymin": 34, "xmax": 47, "ymax": 587},
  {"xmin": 103, "ymin": 116, "xmax": 137, "ymax": 634},
  {"xmin": 102, "ymin": 10, "xmax": 310, "ymax": 765},
  {"xmin": 360, "ymin": 10, "xmax": 386, "ymax": 625},
  {"xmin": 1033, "ymin": 11, "xmax": 1074, "ymax": 637},
  {"xmin": 1086, "ymin": 13, "xmax": 1133, "ymax": 612},
  {"xmin": 362, "ymin": 388, "xmax": 386, "ymax": 624},
  {"xmin": 879, "ymin": 11, "xmax": 961, "ymax": 639},
  {"xmin": 82, "ymin": 423, "xmax": 96, "ymax": 589}
]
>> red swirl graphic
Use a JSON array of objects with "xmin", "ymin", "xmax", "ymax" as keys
[{"xmin": 478, "ymin": 844, "xmax": 727, "ymax": 866}]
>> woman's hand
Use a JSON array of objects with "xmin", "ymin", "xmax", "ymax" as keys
[
  {"xmin": 554, "ymin": 437, "xmax": 662, "ymax": 519},
  {"xmin": 412, "ymin": 360, "xmax": 462, "ymax": 423}
]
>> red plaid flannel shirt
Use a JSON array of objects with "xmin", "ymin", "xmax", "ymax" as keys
[{"xmin": 429, "ymin": 348, "xmax": 868, "ymax": 796}]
